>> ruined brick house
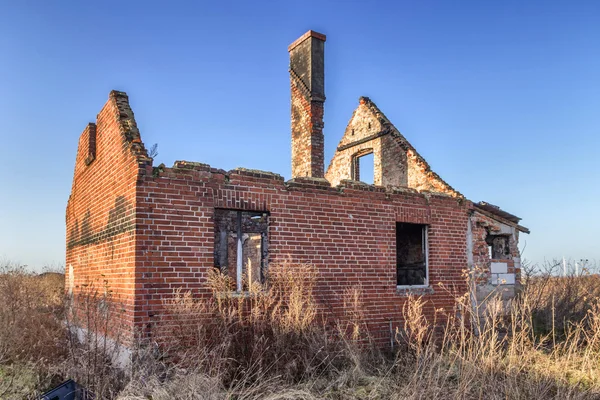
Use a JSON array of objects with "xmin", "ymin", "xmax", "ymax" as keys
[{"xmin": 66, "ymin": 30, "xmax": 529, "ymax": 346}]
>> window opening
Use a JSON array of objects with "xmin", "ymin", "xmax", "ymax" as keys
[
  {"xmin": 214, "ymin": 209, "xmax": 269, "ymax": 291},
  {"xmin": 396, "ymin": 223, "xmax": 428, "ymax": 286},
  {"xmin": 486, "ymin": 234, "xmax": 510, "ymax": 260},
  {"xmin": 352, "ymin": 150, "xmax": 374, "ymax": 184}
]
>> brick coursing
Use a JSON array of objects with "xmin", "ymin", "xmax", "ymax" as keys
[
  {"xmin": 289, "ymin": 31, "xmax": 325, "ymax": 179},
  {"xmin": 290, "ymin": 84, "xmax": 325, "ymax": 178},
  {"xmin": 326, "ymin": 97, "xmax": 461, "ymax": 198},
  {"xmin": 130, "ymin": 164, "xmax": 469, "ymax": 342},
  {"xmin": 68, "ymin": 119, "xmax": 471, "ymax": 343},
  {"xmin": 66, "ymin": 31, "xmax": 527, "ymax": 348},
  {"xmin": 66, "ymin": 91, "xmax": 151, "ymax": 344}
]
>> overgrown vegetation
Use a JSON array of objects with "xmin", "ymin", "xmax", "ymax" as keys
[{"xmin": 1, "ymin": 260, "xmax": 599, "ymax": 399}]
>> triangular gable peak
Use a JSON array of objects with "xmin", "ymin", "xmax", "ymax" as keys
[{"xmin": 325, "ymin": 97, "xmax": 462, "ymax": 198}]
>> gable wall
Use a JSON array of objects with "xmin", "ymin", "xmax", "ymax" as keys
[
  {"xmin": 326, "ymin": 99, "xmax": 459, "ymax": 198},
  {"xmin": 66, "ymin": 92, "xmax": 149, "ymax": 344},
  {"xmin": 326, "ymin": 102, "xmax": 408, "ymax": 187}
]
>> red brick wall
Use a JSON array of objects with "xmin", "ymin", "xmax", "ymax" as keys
[
  {"xmin": 66, "ymin": 91, "xmax": 151, "ymax": 343},
  {"xmin": 290, "ymin": 77, "xmax": 325, "ymax": 179},
  {"xmin": 67, "ymin": 93, "xmax": 470, "ymax": 346},
  {"xmin": 133, "ymin": 163, "xmax": 469, "ymax": 343}
]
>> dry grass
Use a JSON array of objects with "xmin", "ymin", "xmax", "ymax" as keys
[
  {"xmin": 1, "ymin": 260, "xmax": 600, "ymax": 399},
  {"xmin": 0, "ymin": 264, "xmax": 67, "ymax": 399},
  {"xmin": 155, "ymin": 263, "xmax": 367, "ymax": 386}
]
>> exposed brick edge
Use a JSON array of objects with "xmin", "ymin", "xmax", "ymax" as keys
[
  {"xmin": 359, "ymin": 96, "xmax": 464, "ymax": 199},
  {"xmin": 289, "ymin": 67, "xmax": 312, "ymax": 101},
  {"xmin": 109, "ymin": 90, "xmax": 152, "ymax": 165},
  {"xmin": 149, "ymin": 161, "xmax": 464, "ymax": 208},
  {"xmin": 231, "ymin": 168, "xmax": 285, "ymax": 181},
  {"xmin": 338, "ymin": 179, "xmax": 387, "ymax": 192},
  {"xmin": 172, "ymin": 160, "xmax": 213, "ymax": 171}
]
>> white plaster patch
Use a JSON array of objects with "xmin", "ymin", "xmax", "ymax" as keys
[{"xmin": 68, "ymin": 264, "xmax": 74, "ymax": 295}]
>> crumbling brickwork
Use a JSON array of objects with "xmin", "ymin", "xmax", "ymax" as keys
[
  {"xmin": 66, "ymin": 30, "xmax": 527, "ymax": 350},
  {"xmin": 326, "ymin": 97, "xmax": 461, "ymax": 198},
  {"xmin": 325, "ymin": 98, "xmax": 407, "ymax": 187},
  {"xmin": 66, "ymin": 91, "xmax": 152, "ymax": 343},
  {"xmin": 468, "ymin": 204, "xmax": 528, "ymax": 309}
]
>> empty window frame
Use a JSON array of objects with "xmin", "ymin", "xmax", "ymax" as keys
[
  {"xmin": 214, "ymin": 209, "xmax": 269, "ymax": 292},
  {"xmin": 351, "ymin": 149, "xmax": 374, "ymax": 184},
  {"xmin": 396, "ymin": 223, "xmax": 428, "ymax": 287},
  {"xmin": 486, "ymin": 234, "xmax": 510, "ymax": 260}
]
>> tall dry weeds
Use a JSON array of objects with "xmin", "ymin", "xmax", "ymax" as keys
[
  {"xmin": 3, "ymin": 259, "xmax": 600, "ymax": 399},
  {"xmin": 62, "ymin": 277, "xmax": 129, "ymax": 399},
  {"xmin": 0, "ymin": 264, "xmax": 66, "ymax": 399},
  {"xmin": 390, "ymin": 261, "xmax": 600, "ymax": 399},
  {"xmin": 155, "ymin": 263, "xmax": 367, "ymax": 387}
]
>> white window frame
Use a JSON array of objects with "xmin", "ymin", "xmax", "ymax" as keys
[{"xmin": 396, "ymin": 224, "xmax": 429, "ymax": 289}]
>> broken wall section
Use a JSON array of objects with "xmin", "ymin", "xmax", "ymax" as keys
[
  {"xmin": 325, "ymin": 100, "xmax": 407, "ymax": 187},
  {"xmin": 469, "ymin": 209, "xmax": 524, "ymax": 308},
  {"xmin": 66, "ymin": 91, "xmax": 152, "ymax": 345},
  {"xmin": 325, "ymin": 97, "xmax": 461, "ymax": 198}
]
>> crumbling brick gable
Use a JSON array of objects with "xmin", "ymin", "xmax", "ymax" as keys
[
  {"xmin": 66, "ymin": 91, "xmax": 152, "ymax": 344},
  {"xmin": 325, "ymin": 97, "xmax": 462, "ymax": 198},
  {"xmin": 325, "ymin": 99, "xmax": 407, "ymax": 187}
]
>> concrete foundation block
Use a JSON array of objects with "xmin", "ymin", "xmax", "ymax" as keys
[{"xmin": 490, "ymin": 262, "xmax": 508, "ymax": 274}]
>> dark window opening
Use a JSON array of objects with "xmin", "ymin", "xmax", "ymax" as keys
[
  {"xmin": 486, "ymin": 234, "xmax": 510, "ymax": 260},
  {"xmin": 396, "ymin": 223, "xmax": 428, "ymax": 286},
  {"xmin": 352, "ymin": 150, "xmax": 374, "ymax": 184},
  {"xmin": 214, "ymin": 209, "xmax": 269, "ymax": 291}
]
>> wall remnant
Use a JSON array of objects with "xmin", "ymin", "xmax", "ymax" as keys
[
  {"xmin": 325, "ymin": 97, "xmax": 460, "ymax": 198},
  {"xmin": 469, "ymin": 202, "xmax": 529, "ymax": 313},
  {"xmin": 66, "ymin": 30, "xmax": 529, "ymax": 352}
]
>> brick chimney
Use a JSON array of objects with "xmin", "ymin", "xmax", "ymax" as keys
[{"xmin": 289, "ymin": 30, "xmax": 326, "ymax": 179}]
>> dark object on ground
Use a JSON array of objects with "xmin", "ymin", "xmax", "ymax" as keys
[{"xmin": 40, "ymin": 379, "xmax": 91, "ymax": 400}]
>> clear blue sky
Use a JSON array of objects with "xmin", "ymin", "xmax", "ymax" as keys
[{"xmin": 0, "ymin": 1, "xmax": 598, "ymax": 270}]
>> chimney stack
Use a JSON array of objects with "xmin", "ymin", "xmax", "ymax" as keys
[{"xmin": 289, "ymin": 30, "xmax": 326, "ymax": 179}]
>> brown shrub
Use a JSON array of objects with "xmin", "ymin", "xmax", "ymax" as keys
[
  {"xmin": 0, "ymin": 264, "xmax": 67, "ymax": 399},
  {"xmin": 0, "ymin": 265, "xmax": 66, "ymax": 365}
]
